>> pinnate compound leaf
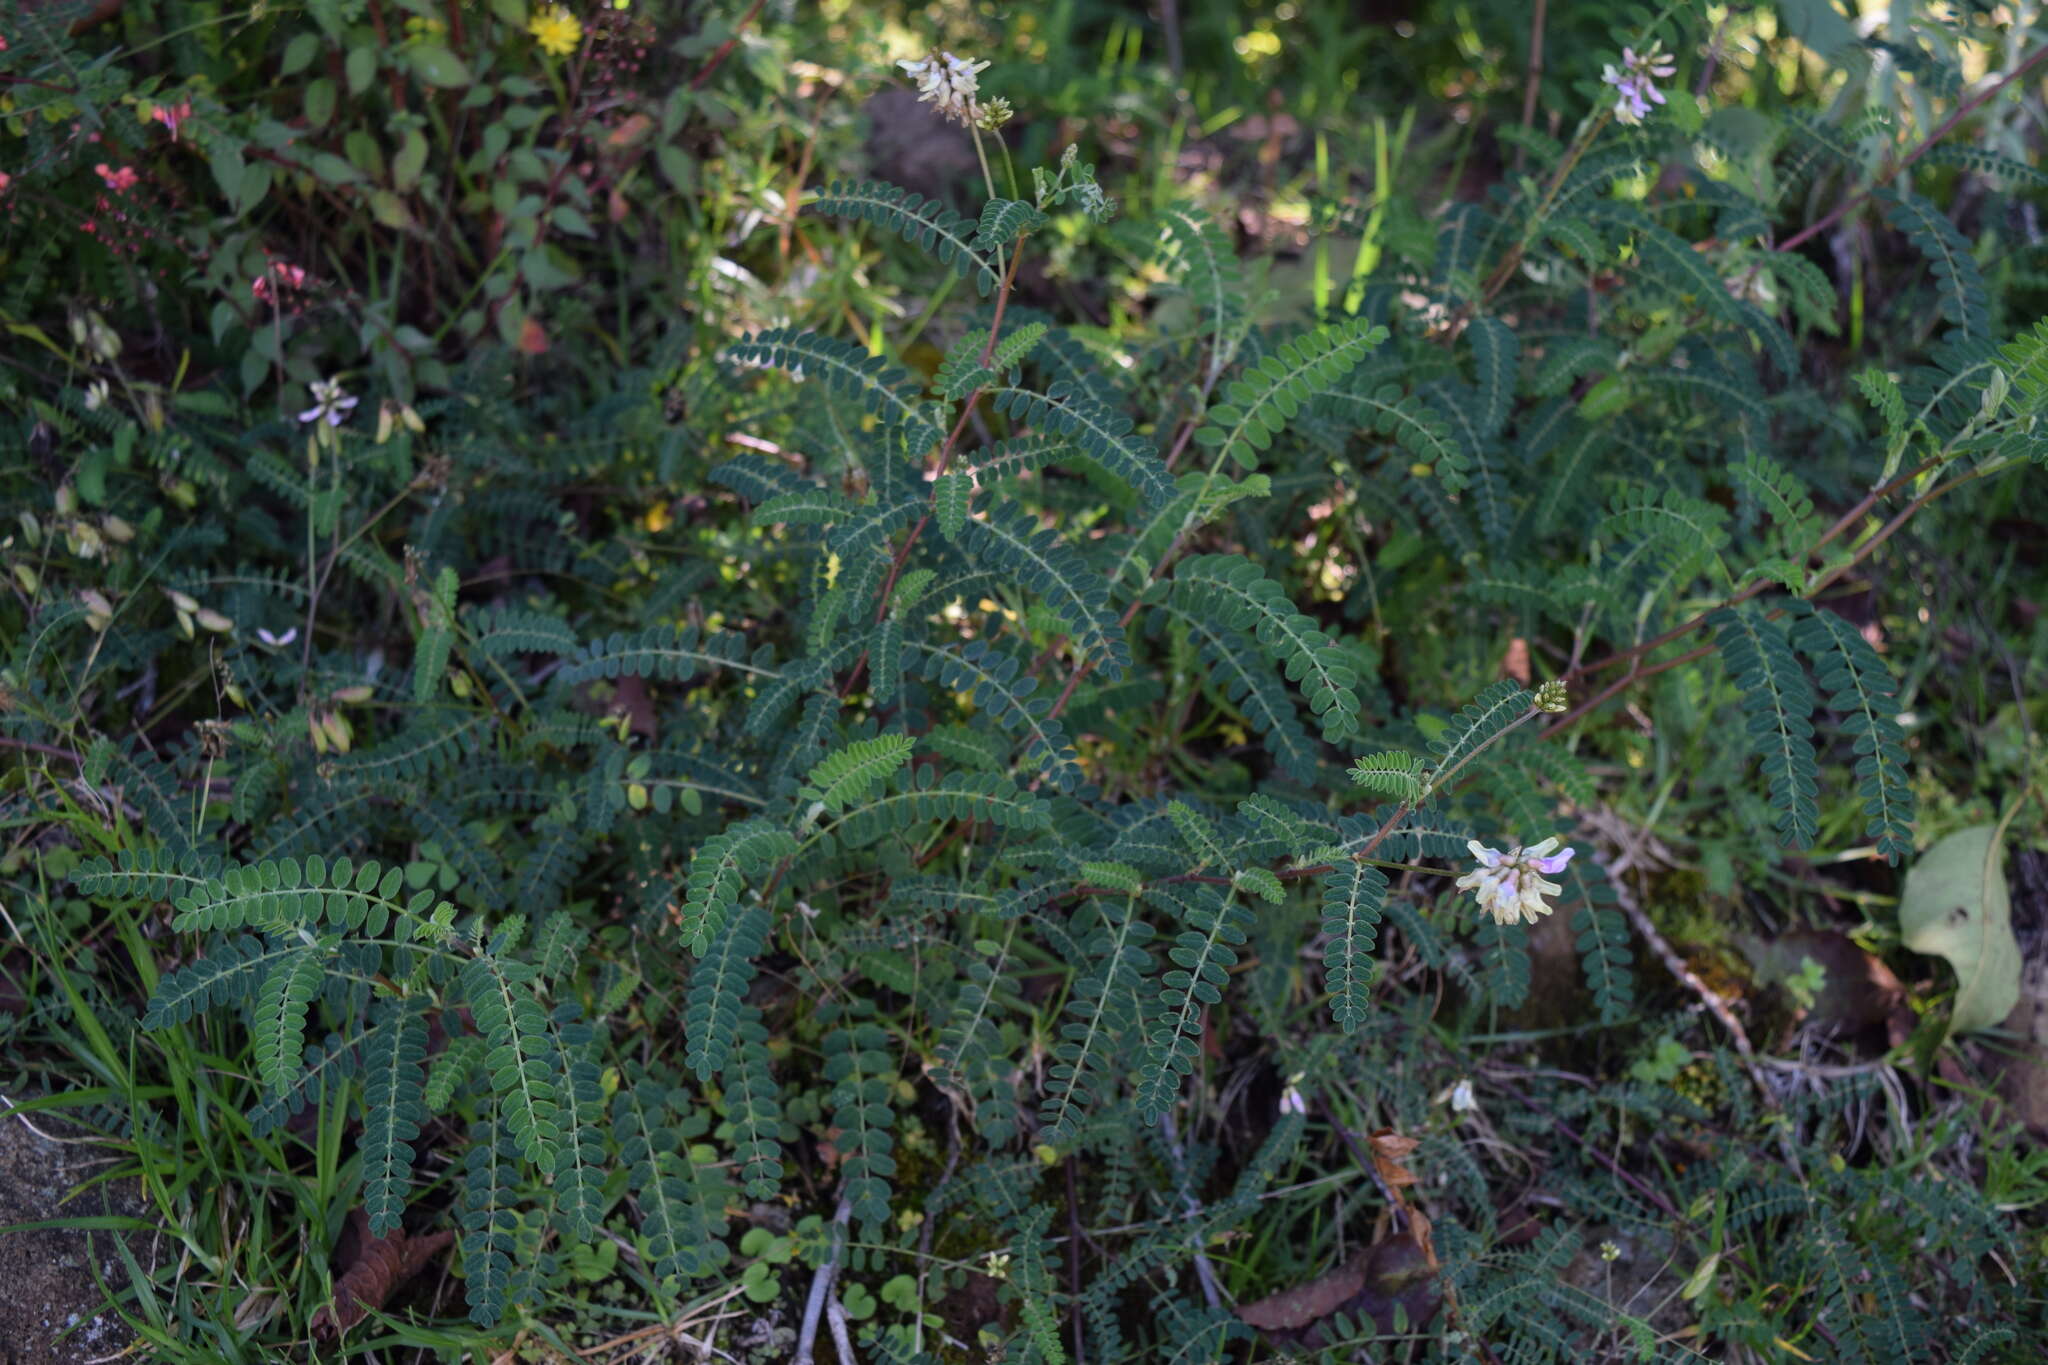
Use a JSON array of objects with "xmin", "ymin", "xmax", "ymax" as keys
[
  {"xmin": 935, "ymin": 472, "xmax": 972, "ymax": 539},
  {"xmin": 807, "ymin": 179, "xmax": 1000, "ymax": 296},
  {"xmin": 670, "ymin": 819, "xmax": 798, "ymax": 954},
  {"xmin": 801, "ymin": 734, "xmax": 915, "ymax": 814},
  {"xmin": 1171, "ymin": 554, "xmax": 1364, "ymax": 742},
  {"xmin": 1194, "ymin": 318, "xmax": 1387, "ymax": 470}
]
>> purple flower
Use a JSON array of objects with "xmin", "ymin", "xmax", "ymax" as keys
[
  {"xmin": 298, "ymin": 377, "xmax": 358, "ymax": 428},
  {"xmin": 1602, "ymin": 44, "xmax": 1677, "ymax": 126}
]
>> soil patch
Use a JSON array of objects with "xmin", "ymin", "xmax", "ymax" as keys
[{"xmin": 0, "ymin": 1097, "xmax": 159, "ymax": 1365}]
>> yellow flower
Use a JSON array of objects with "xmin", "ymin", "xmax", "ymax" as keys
[{"xmin": 528, "ymin": 5, "xmax": 583, "ymax": 58}]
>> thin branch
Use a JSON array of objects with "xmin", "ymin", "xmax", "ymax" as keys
[{"xmin": 0, "ymin": 736, "xmax": 83, "ymax": 765}]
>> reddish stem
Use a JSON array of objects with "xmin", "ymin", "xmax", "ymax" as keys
[
  {"xmin": 690, "ymin": 0, "xmax": 770, "ymax": 91},
  {"xmin": 1776, "ymin": 43, "xmax": 2048, "ymax": 255}
]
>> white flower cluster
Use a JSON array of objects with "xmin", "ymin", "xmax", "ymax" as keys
[
  {"xmin": 898, "ymin": 50, "xmax": 991, "ymax": 127},
  {"xmin": 1455, "ymin": 836, "xmax": 1575, "ymax": 926}
]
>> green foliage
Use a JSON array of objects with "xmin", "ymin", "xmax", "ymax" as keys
[
  {"xmin": 725, "ymin": 328, "xmax": 946, "ymax": 448},
  {"xmin": 988, "ymin": 385, "xmax": 1176, "ymax": 508},
  {"xmin": 1171, "ymin": 555, "xmax": 1365, "ymax": 741},
  {"xmin": 673, "ymin": 820, "xmax": 799, "ymax": 955},
  {"xmin": 1712, "ymin": 605, "xmax": 1820, "ymax": 848},
  {"xmin": 1878, "ymin": 187, "xmax": 1990, "ymax": 341},
  {"xmin": 1194, "ymin": 318, "xmax": 1388, "ymax": 470},
  {"xmin": 1136, "ymin": 885, "xmax": 1252, "ymax": 1120},
  {"xmin": 10, "ymin": 6, "xmax": 2045, "ymax": 1358},
  {"xmin": 961, "ymin": 507, "xmax": 1132, "ymax": 679},
  {"xmin": 809, "ymin": 180, "xmax": 1001, "ymax": 296},
  {"xmin": 1791, "ymin": 602, "xmax": 1917, "ymax": 863},
  {"xmin": 825, "ymin": 1022, "xmax": 899, "ymax": 1233},
  {"xmin": 1320, "ymin": 861, "xmax": 1386, "ymax": 1033},
  {"xmin": 360, "ymin": 1000, "xmax": 429, "ymax": 1237},
  {"xmin": 1347, "ymin": 750, "xmax": 1427, "ymax": 802},
  {"xmin": 800, "ymin": 735, "xmax": 916, "ymax": 814},
  {"xmin": 461, "ymin": 954, "xmax": 562, "ymax": 1170}
]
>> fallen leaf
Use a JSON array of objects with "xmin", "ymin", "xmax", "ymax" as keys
[
  {"xmin": 1900, "ymin": 824, "xmax": 2020, "ymax": 1036},
  {"xmin": 1367, "ymin": 1128, "xmax": 1420, "ymax": 1189},
  {"xmin": 1366, "ymin": 1128, "xmax": 1440, "ymax": 1276},
  {"xmin": 1237, "ymin": 1250, "xmax": 1368, "ymax": 1330},
  {"xmin": 1988, "ymin": 847, "xmax": 2048, "ymax": 1137},
  {"xmin": 310, "ymin": 1211, "xmax": 454, "ymax": 1340},
  {"xmin": 606, "ymin": 113, "xmax": 655, "ymax": 149},
  {"xmin": 1236, "ymin": 1238, "xmax": 1441, "ymax": 1342}
]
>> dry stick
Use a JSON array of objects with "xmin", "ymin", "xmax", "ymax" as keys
[
  {"xmin": 0, "ymin": 736, "xmax": 83, "ymax": 765},
  {"xmin": 1589, "ymin": 837, "xmax": 1802, "ymax": 1180},
  {"xmin": 1775, "ymin": 42, "xmax": 2048, "ymax": 256},
  {"xmin": 825, "ymin": 1298, "xmax": 859, "ymax": 1365},
  {"xmin": 1063, "ymin": 1157, "xmax": 1087, "ymax": 1365},
  {"xmin": 1158, "ymin": 1110, "xmax": 1224, "ymax": 1309},
  {"xmin": 1515, "ymin": 0, "xmax": 1549, "ymax": 167},
  {"xmin": 793, "ymin": 1196, "xmax": 853, "ymax": 1365}
]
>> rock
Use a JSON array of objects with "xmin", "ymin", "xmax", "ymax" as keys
[{"xmin": 861, "ymin": 90, "xmax": 979, "ymax": 204}]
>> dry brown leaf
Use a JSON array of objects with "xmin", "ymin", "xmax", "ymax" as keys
[
  {"xmin": 606, "ymin": 113, "xmax": 655, "ymax": 149},
  {"xmin": 310, "ymin": 1211, "xmax": 454, "ymax": 1341},
  {"xmin": 1367, "ymin": 1128, "xmax": 1420, "ymax": 1188},
  {"xmin": 1503, "ymin": 636, "xmax": 1532, "ymax": 684},
  {"xmin": 1237, "ymin": 1250, "xmax": 1369, "ymax": 1331},
  {"xmin": 1237, "ymin": 1238, "xmax": 1442, "ymax": 1344},
  {"xmin": 1367, "ymin": 1128, "xmax": 1441, "ymax": 1277}
]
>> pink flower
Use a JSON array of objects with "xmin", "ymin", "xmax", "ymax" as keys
[
  {"xmin": 148, "ymin": 101, "xmax": 193, "ymax": 142},
  {"xmin": 0, "ymin": 171, "xmax": 11, "ymax": 195},
  {"xmin": 94, "ymin": 163, "xmax": 139, "ymax": 193},
  {"xmin": 252, "ymin": 261, "xmax": 308, "ymax": 302}
]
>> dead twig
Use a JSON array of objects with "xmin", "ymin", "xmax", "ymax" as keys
[{"xmin": 793, "ymin": 1195, "xmax": 852, "ymax": 1365}]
